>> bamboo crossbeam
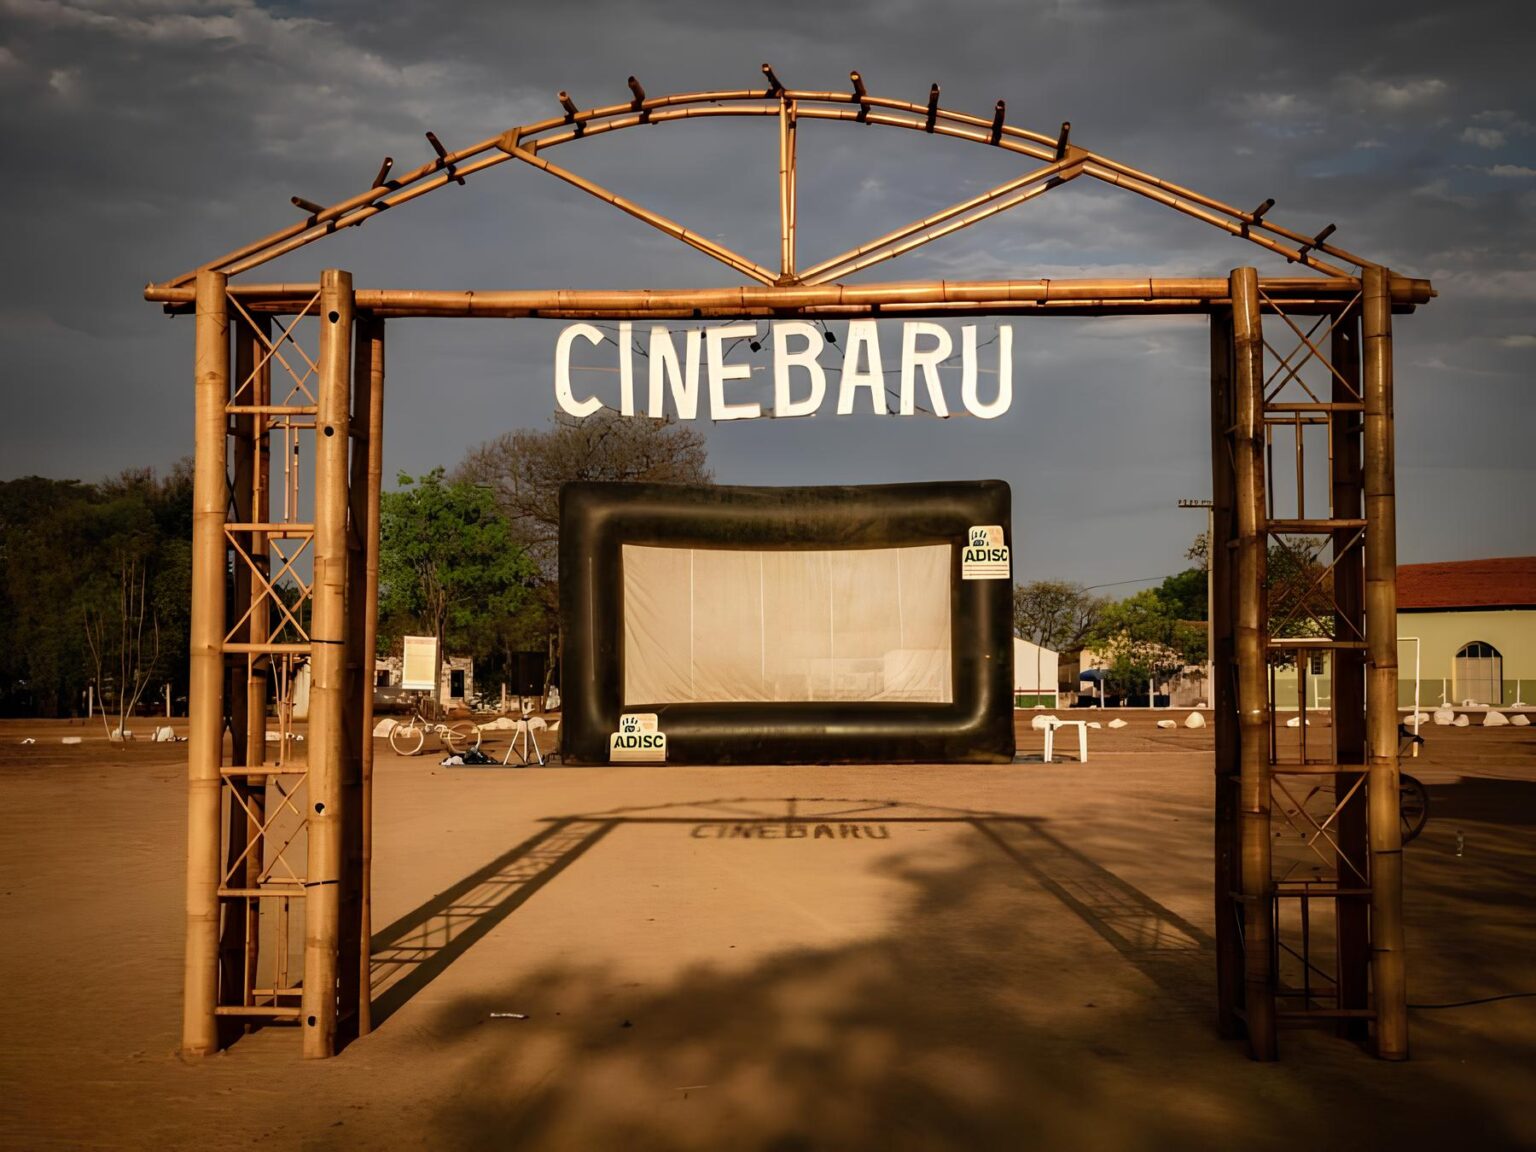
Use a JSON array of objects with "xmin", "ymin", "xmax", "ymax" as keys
[
  {"xmin": 1265, "ymin": 518, "xmax": 1367, "ymax": 532},
  {"xmin": 224, "ymin": 522, "xmax": 315, "ymax": 534},
  {"xmin": 215, "ymin": 1006, "xmax": 303, "ymax": 1019},
  {"xmin": 147, "ymin": 276, "xmax": 1433, "ymax": 315},
  {"xmin": 1267, "ymin": 637, "xmax": 1368, "ymax": 649}
]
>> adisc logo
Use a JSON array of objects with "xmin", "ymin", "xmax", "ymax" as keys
[
  {"xmin": 961, "ymin": 524, "xmax": 1011, "ymax": 581},
  {"xmin": 610, "ymin": 713, "xmax": 667, "ymax": 763}
]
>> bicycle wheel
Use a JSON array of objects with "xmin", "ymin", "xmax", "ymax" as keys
[
  {"xmin": 390, "ymin": 722, "xmax": 425, "ymax": 757},
  {"xmin": 1399, "ymin": 773, "xmax": 1429, "ymax": 844},
  {"xmin": 443, "ymin": 722, "xmax": 479, "ymax": 755}
]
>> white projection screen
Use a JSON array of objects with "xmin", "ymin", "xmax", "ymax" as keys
[{"xmin": 622, "ymin": 543, "xmax": 953, "ymax": 705}]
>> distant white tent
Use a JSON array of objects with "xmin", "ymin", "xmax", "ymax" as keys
[{"xmin": 1012, "ymin": 637, "xmax": 1060, "ymax": 706}]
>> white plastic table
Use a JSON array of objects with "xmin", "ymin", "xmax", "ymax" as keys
[{"xmin": 1042, "ymin": 718, "xmax": 1088, "ymax": 764}]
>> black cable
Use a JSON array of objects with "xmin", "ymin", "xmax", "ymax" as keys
[{"xmin": 1408, "ymin": 992, "xmax": 1536, "ymax": 1010}]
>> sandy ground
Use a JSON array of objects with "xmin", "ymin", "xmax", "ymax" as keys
[{"xmin": 1, "ymin": 712, "xmax": 1533, "ymax": 1151}]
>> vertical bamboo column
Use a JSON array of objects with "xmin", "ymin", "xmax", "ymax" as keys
[
  {"xmin": 1230, "ymin": 266, "xmax": 1276, "ymax": 1060},
  {"xmin": 356, "ymin": 318, "xmax": 385, "ymax": 1035},
  {"xmin": 184, "ymin": 270, "xmax": 230, "ymax": 1057},
  {"xmin": 1363, "ymin": 265, "xmax": 1408, "ymax": 1059},
  {"xmin": 1331, "ymin": 311, "xmax": 1370, "ymax": 1035},
  {"xmin": 339, "ymin": 316, "xmax": 381, "ymax": 1037},
  {"xmin": 338, "ymin": 325, "xmax": 369, "ymax": 1038},
  {"xmin": 302, "ymin": 268, "xmax": 354, "ymax": 1058},
  {"xmin": 1209, "ymin": 310, "xmax": 1241, "ymax": 1038}
]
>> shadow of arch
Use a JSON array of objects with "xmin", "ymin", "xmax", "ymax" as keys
[
  {"xmin": 364, "ymin": 794, "xmax": 1217, "ymax": 1031},
  {"xmin": 368, "ymin": 817, "xmax": 618, "ymax": 1027}
]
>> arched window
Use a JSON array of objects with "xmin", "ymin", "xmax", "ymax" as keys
[{"xmin": 1454, "ymin": 641, "xmax": 1503, "ymax": 705}]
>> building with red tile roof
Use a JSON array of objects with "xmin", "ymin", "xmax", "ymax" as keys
[
  {"xmin": 1398, "ymin": 557, "xmax": 1536, "ymax": 612},
  {"xmin": 1393, "ymin": 557, "xmax": 1535, "ymax": 707}
]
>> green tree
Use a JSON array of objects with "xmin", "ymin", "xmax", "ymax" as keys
[
  {"xmin": 455, "ymin": 410, "xmax": 711, "ymax": 692},
  {"xmin": 379, "ymin": 469, "xmax": 536, "ymax": 707},
  {"xmin": 0, "ymin": 464, "xmax": 193, "ymax": 718},
  {"xmin": 1086, "ymin": 586, "xmax": 1205, "ymax": 698}
]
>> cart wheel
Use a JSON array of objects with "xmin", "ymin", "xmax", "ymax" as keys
[
  {"xmin": 443, "ymin": 723, "xmax": 478, "ymax": 755},
  {"xmin": 1399, "ymin": 773, "xmax": 1429, "ymax": 844},
  {"xmin": 390, "ymin": 722, "xmax": 425, "ymax": 757}
]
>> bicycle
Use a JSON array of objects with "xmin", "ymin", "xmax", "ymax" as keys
[{"xmin": 387, "ymin": 699, "xmax": 481, "ymax": 757}]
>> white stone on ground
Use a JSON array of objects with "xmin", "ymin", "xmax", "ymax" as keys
[
  {"xmin": 1410, "ymin": 711, "xmax": 1431, "ymax": 724},
  {"xmin": 1433, "ymin": 707, "xmax": 1456, "ymax": 726},
  {"xmin": 1156, "ymin": 719, "xmax": 1177, "ymax": 729},
  {"xmin": 1087, "ymin": 721, "xmax": 1102, "ymax": 729},
  {"xmin": 1107, "ymin": 718, "xmax": 1128, "ymax": 729},
  {"xmin": 1184, "ymin": 712, "xmax": 1206, "ymax": 729},
  {"xmin": 1483, "ymin": 710, "xmax": 1510, "ymax": 727},
  {"xmin": 58, "ymin": 737, "xmax": 77, "ymax": 745},
  {"xmin": 1453, "ymin": 713, "xmax": 1471, "ymax": 727},
  {"xmin": 371, "ymin": 718, "xmax": 397, "ymax": 737},
  {"xmin": 1512, "ymin": 714, "xmax": 1531, "ymax": 727}
]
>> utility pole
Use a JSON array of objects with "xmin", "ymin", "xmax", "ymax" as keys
[{"xmin": 1178, "ymin": 498, "xmax": 1215, "ymax": 706}]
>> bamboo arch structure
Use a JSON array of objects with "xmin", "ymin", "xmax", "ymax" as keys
[{"xmin": 146, "ymin": 66, "xmax": 1432, "ymax": 1064}]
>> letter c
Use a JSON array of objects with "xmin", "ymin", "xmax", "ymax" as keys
[{"xmin": 555, "ymin": 323, "xmax": 606, "ymax": 418}]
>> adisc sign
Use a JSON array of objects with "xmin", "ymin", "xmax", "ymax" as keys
[{"xmin": 555, "ymin": 320, "xmax": 1014, "ymax": 421}]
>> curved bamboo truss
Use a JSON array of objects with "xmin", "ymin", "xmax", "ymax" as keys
[{"xmin": 153, "ymin": 66, "xmax": 1403, "ymax": 296}]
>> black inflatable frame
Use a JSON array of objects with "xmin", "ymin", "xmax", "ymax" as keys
[{"xmin": 559, "ymin": 480, "xmax": 1015, "ymax": 765}]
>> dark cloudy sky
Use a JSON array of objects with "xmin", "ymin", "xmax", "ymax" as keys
[{"xmin": 2, "ymin": 0, "xmax": 1533, "ymax": 588}]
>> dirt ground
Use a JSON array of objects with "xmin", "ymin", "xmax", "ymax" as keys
[{"xmin": 1, "ymin": 712, "xmax": 1533, "ymax": 1151}]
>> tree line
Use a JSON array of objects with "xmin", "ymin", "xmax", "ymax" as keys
[
  {"xmin": 1014, "ymin": 533, "xmax": 1333, "ymax": 701},
  {"xmin": 0, "ymin": 465, "xmax": 193, "ymax": 717},
  {"xmin": 2, "ymin": 414, "xmax": 1323, "ymax": 717}
]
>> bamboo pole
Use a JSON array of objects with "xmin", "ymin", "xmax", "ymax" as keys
[
  {"xmin": 356, "ymin": 318, "xmax": 385, "ymax": 1036},
  {"xmin": 508, "ymin": 147, "xmax": 778, "ymax": 284},
  {"xmin": 301, "ymin": 269, "xmax": 354, "ymax": 1058},
  {"xmin": 1231, "ymin": 266, "xmax": 1276, "ymax": 1060},
  {"xmin": 336, "ymin": 327, "xmax": 364, "ymax": 1037},
  {"xmin": 1331, "ymin": 312, "xmax": 1370, "ymax": 1037},
  {"xmin": 778, "ymin": 97, "xmax": 797, "ymax": 280},
  {"xmin": 184, "ymin": 270, "xmax": 230, "ymax": 1058},
  {"xmin": 146, "ymin": 276, "xmax": 1433, "ymax": 317},
  {"xmin": 1210, "ymin": 310, "xmax": 1241, "ymax": 1038},
  {"xmin": 798, "ymin": 155, "xmax": 1082, "ymax": 284},
  {"xmin": 1363, "ymin": 264, "xmax": 1408, "ymax": 1060}
]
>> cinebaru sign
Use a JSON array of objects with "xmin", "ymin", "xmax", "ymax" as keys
[{"xmin": 555, "ymin": 320, "xmax": 1013, "ymax": 421}]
